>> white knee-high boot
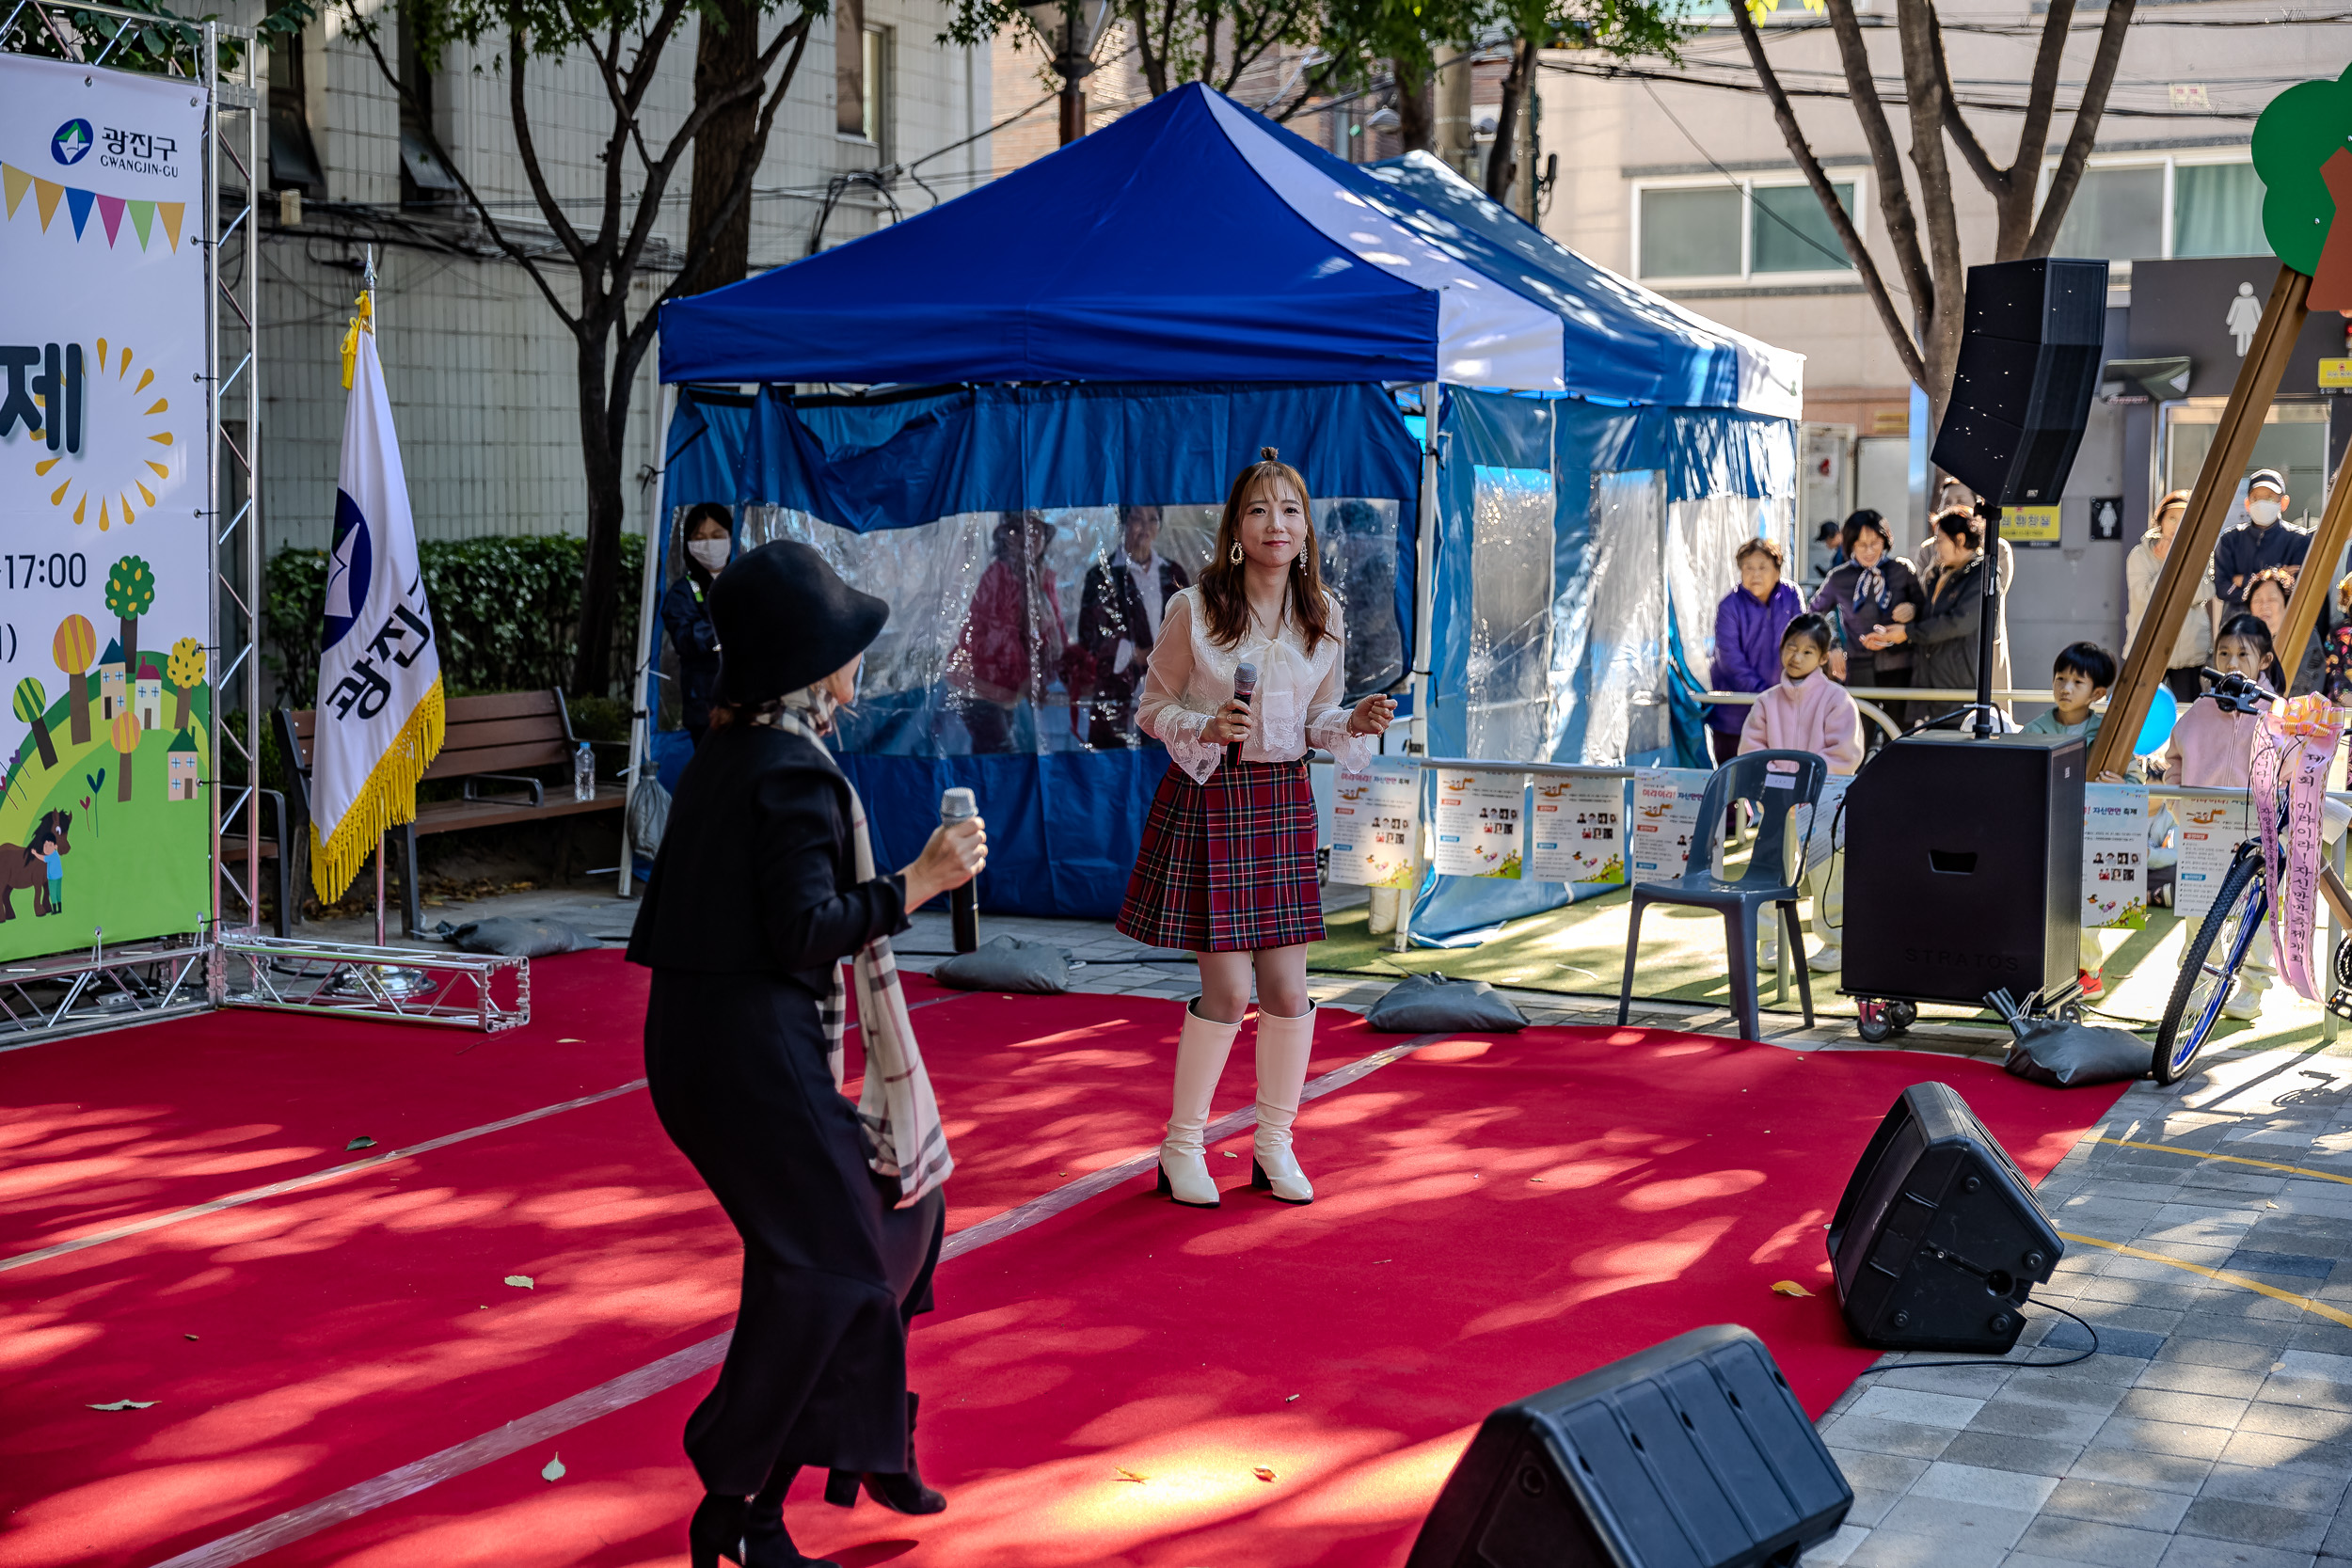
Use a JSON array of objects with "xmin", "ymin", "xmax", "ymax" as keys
[
  {"xmin": 1250, "ymin": 1006, "xmax": 1315, "ymax": 1204},
  {"xmin": 1157, "ymin": 1000, "xmax": 1242, "ymax": 1208}
]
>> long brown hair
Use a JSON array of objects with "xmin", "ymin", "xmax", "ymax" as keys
[{"xmin": 1198, "ymin": 449, "xmax": 1331, "ymax": 653}]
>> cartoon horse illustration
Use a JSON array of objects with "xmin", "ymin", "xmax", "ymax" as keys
[{"xmin": 0, "ymin": 810, "xmax": 72, "ymax": 921}]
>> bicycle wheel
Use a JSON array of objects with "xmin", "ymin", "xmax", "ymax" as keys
[{"xmin": 2153, "ymin": 846, "xmax": 2265, "ymax": 1086}]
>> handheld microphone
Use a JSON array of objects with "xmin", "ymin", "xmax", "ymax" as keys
[
  {"xmin": 1229, "ymin": 662, "xmax": 1259, "ymax": 767},
  {"xmin": 939, "ymin": 787, "xmax": 979, "ymax": 954}
]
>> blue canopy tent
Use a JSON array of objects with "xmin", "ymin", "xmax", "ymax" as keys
[{"xmin": 637, "ymin": 83, "xmax": 1803, "ymax": 932}]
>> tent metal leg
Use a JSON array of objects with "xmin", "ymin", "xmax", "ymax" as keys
[
  {"xmin": 620, "ymin": 381, "xmax": 678, "ymax": 899},
  {"xmin": 1400, "ymin": 380, "xmax": 1442, "ymax": 953}
]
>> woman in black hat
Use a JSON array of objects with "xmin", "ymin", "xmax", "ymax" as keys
[{"xmin": 629, "ymin": 541, "xmax": 987, "ymax": 1568}]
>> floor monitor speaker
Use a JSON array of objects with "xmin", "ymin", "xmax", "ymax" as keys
[
  {"xmin": 1406, "ymin": 1323, "xmax": 1852, "ymax": 1568},
  {"xmin": 1828, "ymin": 1082, "xmax": 2065, "ymax": 1354},
  {"xmin": 1930, "ymin": 257, "xmax": 2109, "ymax": 506},
  {"xmin": 1841, "ymin": 730, "xmax": 2084, "ymax": 1007}
]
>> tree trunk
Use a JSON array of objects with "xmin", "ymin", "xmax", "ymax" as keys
[
  {"xmin": 1484, "ymin": 37, "xmax": 1535, "ymax": 203},
  {"xmin": 569, "ymin": 332, "xmax": 628, "ymax": 698},
  {"xmin": 119, "ymin": 616, "xmax": 137, "ymax": 671},
  {"xmin": 29, "ymin": 719, "xmax": 55, "ymax": 770},
  {"xmin": 67, "ymin": 678, "xmax": 88, "ymax": 745},
  {"xmin": 679, "ymin": 0, "xmax": 763, "ymax": 297},
  {"xmin": 172, "ymin": 685, "xmax": 190, "ymax": 731},
  {"xmin": 1392, "ymin": 58, "xmax": 1430, "ymax": 153},
  {"xmin": 117, "ymin": 750, "xmax": 132, "ymax": 801}
]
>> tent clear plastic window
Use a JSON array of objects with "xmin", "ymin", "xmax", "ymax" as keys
[{"xmin": 652, "ymin": 497, "xmax": 1403, "ymax": 757}]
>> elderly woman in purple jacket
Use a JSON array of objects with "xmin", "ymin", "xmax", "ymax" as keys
[{"xmin": 1708, "ymin": 538, "xmax": 1803, "ymax": 767}]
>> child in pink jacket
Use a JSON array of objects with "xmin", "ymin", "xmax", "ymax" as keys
[{"xmin": 1740, "ymin": 614, "xmax": 1863, "ymax": 970}]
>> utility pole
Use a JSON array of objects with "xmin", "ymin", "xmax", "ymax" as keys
[{"xmin": 1022, "ymin": 0, "xmax": 1113, "ymax": 145}]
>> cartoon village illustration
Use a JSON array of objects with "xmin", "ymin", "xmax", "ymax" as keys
[{"xmin": 0, "ymin": 553, "xmax": 209, "ymax": 937}]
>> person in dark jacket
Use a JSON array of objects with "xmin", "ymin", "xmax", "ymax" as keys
[
  {"xmin": 1707, "ymin": 537, "xmax": 1803, "ymax": 766},
  {"xmin": 1809, "ymin": 510, "xmax": 1923, "ymax": 736},
  {"xmin": 629, "ymin": 541, "xmax": 987, "ymax": 1568},
  {"xmin": 1076, "ymin": 504, "xmax": 1189, "ymax": 748},
  {"xmin": 661, "ymin": 503, "xmax": 735, "ymax": 745},
  {"xmin": 1861, "ymin": 508, "xmax": 1992, "ymax": 726}
]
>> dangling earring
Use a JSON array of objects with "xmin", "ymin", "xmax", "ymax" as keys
[
  {"xmin": 1230, "ymin": 542, "xmax": 1245, "ymax": 565},
  {"xmin": 1292, "ymin": 553, "xmax": 1304, "ymax": 572}
]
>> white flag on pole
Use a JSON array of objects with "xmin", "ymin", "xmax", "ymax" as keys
[{"xmin": 310, "ymin": 302, "xmax": 443, "ymax": 899}]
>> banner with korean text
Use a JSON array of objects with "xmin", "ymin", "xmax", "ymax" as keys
[{"xmin": 0, "ymin": 55, "xmax": 210, "ymax": 957}]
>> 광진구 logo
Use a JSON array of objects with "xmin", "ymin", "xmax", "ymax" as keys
[{"xmin": 50, "ymin": 119, "xmax": 92, "ymax": 166}]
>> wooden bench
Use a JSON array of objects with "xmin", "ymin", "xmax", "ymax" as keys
[{"xmin": 275, "ymin": 689, "xmax": 627, "ymax": 936}]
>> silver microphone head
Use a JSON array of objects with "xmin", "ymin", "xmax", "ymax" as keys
[
  {"xmin": 1233, "ymin": 661, "xmax": 1259, "ymax": 700},
  {"xmin": 940, "ymin": 786, "xmax": 977, "ymax": 823}
]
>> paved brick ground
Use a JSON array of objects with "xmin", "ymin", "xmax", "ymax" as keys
[{"xmin": 333, "ymin": 881, "xmax": 2352, "ymax": 1566}]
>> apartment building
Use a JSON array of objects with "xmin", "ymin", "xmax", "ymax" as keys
[
  {"xmin": 253, "ymin": 0, "xmax": 987, "ymax": 551},
  {"xmin": 1533, "ymin": 1, "xmax": 2348, "ymax": 676}
]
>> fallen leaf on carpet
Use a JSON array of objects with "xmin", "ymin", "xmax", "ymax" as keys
[
  {"xmin": 1115, "ymin": 1467, "xmax": 1149, "ymax": 1483},
  {"xmin": 505, "ymin": 1275, "xmax": 534, "ymax": 1289},
  {"xmin": 183, "ymin": 1334, "xmax": 198, "ymax": 1340},
  {"xmin": 1222, "ymin": 1151, "xmax": 1239, "ymax": 1159},
  {"xmin": 88, "ymin": 1400, "xmax": 155, "ymax": 1411},
  {"xmin": 1771, "ymin": 1281, "xmax": 1812, "ymax": 1297},
  {"xmin": 346, "ymin": 1136, "xmax": 376, "ymax": 1150},
  {"xmin": 1285, "ymin": 1394, "xmax": 1299, "ymax": 1402},
  {"xmin": 559, "ymin": 1037, "xmax": 583, "ymax": 1044},
  {"xmin": 542, "ymin": 1454, "xmax": 566, "ymax": 1481},
  {"xmin": 1253, "ymin": 1467, "xmax": 1277, "ymax": 1481}
]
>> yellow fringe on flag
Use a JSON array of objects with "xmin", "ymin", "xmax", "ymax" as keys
[
  {"xmin": 310, "ymin": 676, "xmax": 446, "ymax": 904},
  {"xmin": 340, "ymin": 291, "xmax": 373, "ymax": 391}
]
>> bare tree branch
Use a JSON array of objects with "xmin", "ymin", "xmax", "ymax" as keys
[
  {"xmin": 2026, "ymin": 0, "xmax": 2137, "ymax": 257},
  {"xmin": 502, "ymin": 16, "xmax": 595, "ymax": 263},
  {"xmin": 1897, "ymin": 0, "xmax": 1964, "ymax": 420},
  {"xmin": 335, "ymin": 0, "xmax": 576, "ymax": 327},
  {"xmin": 1824, "ymin": 0, "xmax": 1933, "ymax": 317},
  {"xmin": 1729, "ymin": 0, "xmax": 1926, "ymax": 388}
]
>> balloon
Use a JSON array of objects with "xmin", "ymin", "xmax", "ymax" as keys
[{"xmin": 2134, "ymin": 684, "xmax": 2179, "ymax": 756}]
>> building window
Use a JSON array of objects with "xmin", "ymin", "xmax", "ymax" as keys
[
  {"xmin": 1635, "ymin": 179, "xmax": 1857, "ymax": 283},
  {"xmin": 2174, "ymin": 162, "xmax": 2265, "ymax": 259},
  {"xmin": 397, "ymin": 24, "xmax": 459, "ymax": 206},
  {"xmin": 265, "ymin": 7, "xmax": 323, "ymax": 195},
  {"xmin": 2037, "ymin": 154, "xmax": 2268, "ymax": 268},
  {"xmin": 863, "ymin": 25, "xmax": 891, "ymax": 153}
]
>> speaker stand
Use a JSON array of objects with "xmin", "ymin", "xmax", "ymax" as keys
[{"xmin": 1974, "ymin": 500, "xmax": 2002, "ymax": 740}]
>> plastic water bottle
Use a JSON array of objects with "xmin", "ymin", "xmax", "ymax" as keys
[{"xmin": 573, "ymin": 742, "xmax": 595, "ymax": 802}]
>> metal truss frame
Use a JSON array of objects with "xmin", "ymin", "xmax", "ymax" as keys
[
  {"xmin": 217, "ymin": 934, "xmax": 530, "ymax": 1031},
  {"xmin": 0, "ymin": 6, "xmax": 266, "ymax": 1041}
]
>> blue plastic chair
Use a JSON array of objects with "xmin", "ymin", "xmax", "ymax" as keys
[{"xmin": 1618, "ymin": 749, "xmax": 1828, "ymax": 1041}]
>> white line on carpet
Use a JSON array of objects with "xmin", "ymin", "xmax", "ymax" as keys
[
  {"xmin": 146, "ymin": 1031, "xmax": 1448, "ymax": 1568},
  {"xmin": 1, "ymin": 995, "xmax": 976, "ymax": 1275}
]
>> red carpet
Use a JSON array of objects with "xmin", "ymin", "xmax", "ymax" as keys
[{"xmin": 0, "ymin": 969, "xmax": 2124, "ymax": 1568}]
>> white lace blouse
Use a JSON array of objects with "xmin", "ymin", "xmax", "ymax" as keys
[{"xmin": 1136, "ymin": 585, "xmax": 1376, "ymax": 784}]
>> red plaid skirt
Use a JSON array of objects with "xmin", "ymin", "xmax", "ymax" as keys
[{"xmin": 1117, "ymin": 758, "xmax": 1324, "ymax": 953}]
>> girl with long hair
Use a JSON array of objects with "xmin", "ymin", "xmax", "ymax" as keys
[{"xmin": 1117, "ymin": 450, "xmax": 1395, "ymax": 1209}]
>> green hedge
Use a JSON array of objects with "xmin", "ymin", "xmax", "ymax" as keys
[{"xmin": 266, "ymin": 534, "xmax": 644, "ymax": 708}]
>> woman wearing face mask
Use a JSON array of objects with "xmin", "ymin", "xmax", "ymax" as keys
[{"xmin": 663, "ymin": 504, "xmax": 737, "ymax": 747}]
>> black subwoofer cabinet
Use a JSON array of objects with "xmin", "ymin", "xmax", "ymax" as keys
[{"xmin": 1842, "ymin": 731, "xmax": 2084, "ymax": 1006}]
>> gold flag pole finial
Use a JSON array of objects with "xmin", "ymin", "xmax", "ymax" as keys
[{"xmin": 340, "ymin": 246, "xmax": 378, "ymax": 389}]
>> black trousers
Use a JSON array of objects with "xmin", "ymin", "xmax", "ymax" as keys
[{"xmin": 645, "ymin": 971, "xmax": 945, "ymax": 1495}]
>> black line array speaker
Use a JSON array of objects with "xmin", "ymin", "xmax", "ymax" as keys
[
  {"xmin": 1930, "ymin": 257, "xmax": 2110, "ymax": 506},
  {"xmin": 1841, "ymin": 730, "xmax": 2084, "ymax": 1007},
  {"xmin": 1406, "ymin": 1324, "xmax": 1852, "ymax": 1568},
  {"xmin": 1828, "ymin": 1083, "xmax": 2065, "ymax": 1354}
]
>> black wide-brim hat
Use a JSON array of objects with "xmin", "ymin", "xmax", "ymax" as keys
[{"xmin": 710, "ymin": 540, "xmax": 888, "ymax": 705}]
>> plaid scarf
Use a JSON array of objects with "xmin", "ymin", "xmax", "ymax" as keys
[
  {"xmin": 758, "ymin": 697, "xmax": 954, "ymax": 1208},
  {"xmin": 1851, "ymin": 562, "xmax": 1889, "ymax": 614}
]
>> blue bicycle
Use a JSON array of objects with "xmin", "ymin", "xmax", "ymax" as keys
[{"xmin": 2153, "ymin": 670, "xmax": 2352, "ymax": 1085}]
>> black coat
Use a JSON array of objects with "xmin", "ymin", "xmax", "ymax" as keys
[
  {"xmin": 628, "ymin": 721, "xmax": 943, "ymax": 1494},
  {"xmin": 660, "ymin": 571, "xmax": 723, "ymax": 737},
  {"xmin": 1907, "ymin": 553, "xmax": 1990, "ymax": 698},
  {"xmin": 1077, "ymin": 554, "xmax": 1189, "ymax": 705}
]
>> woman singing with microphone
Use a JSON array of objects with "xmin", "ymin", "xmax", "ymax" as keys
[{"xmin": 1117, "ymin": 449, "xmax": 1395, "ymax": 1208}]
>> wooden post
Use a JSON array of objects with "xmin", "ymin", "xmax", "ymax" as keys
[
  {"xmin": 2092, "ymin": 266, "xmax": 2312, "ymax": 777},
  {"xmin": 2276, "ymin": 436, "xmax": 2352, "ymax": 690}
]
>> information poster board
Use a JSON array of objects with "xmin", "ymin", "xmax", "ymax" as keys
[
  {"xmin": 1328, "ymin": 759, "xmax": 1419, "ymax": 888},
  {"xmin": 1432, "ymin": 768, "xmax": 1522, "ymax": 879},
  {"xmin": 2083, "ymin": 784, "xmax": 2148, "ymax": 930},
  {"xmin": 1528, "ymin": 775, "xmax": 1625, "ymax": 885},
  {"xmin": 1629, "ymin": 768, "xmax": 1708, "ymax": 884},
  {"xmin": 2174, "ymin": 794, "xmax": 2249, "ymax": 920},
  {"xmin": 0, "ymin": 56, "xmax": 212, "ymax": 958}
]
